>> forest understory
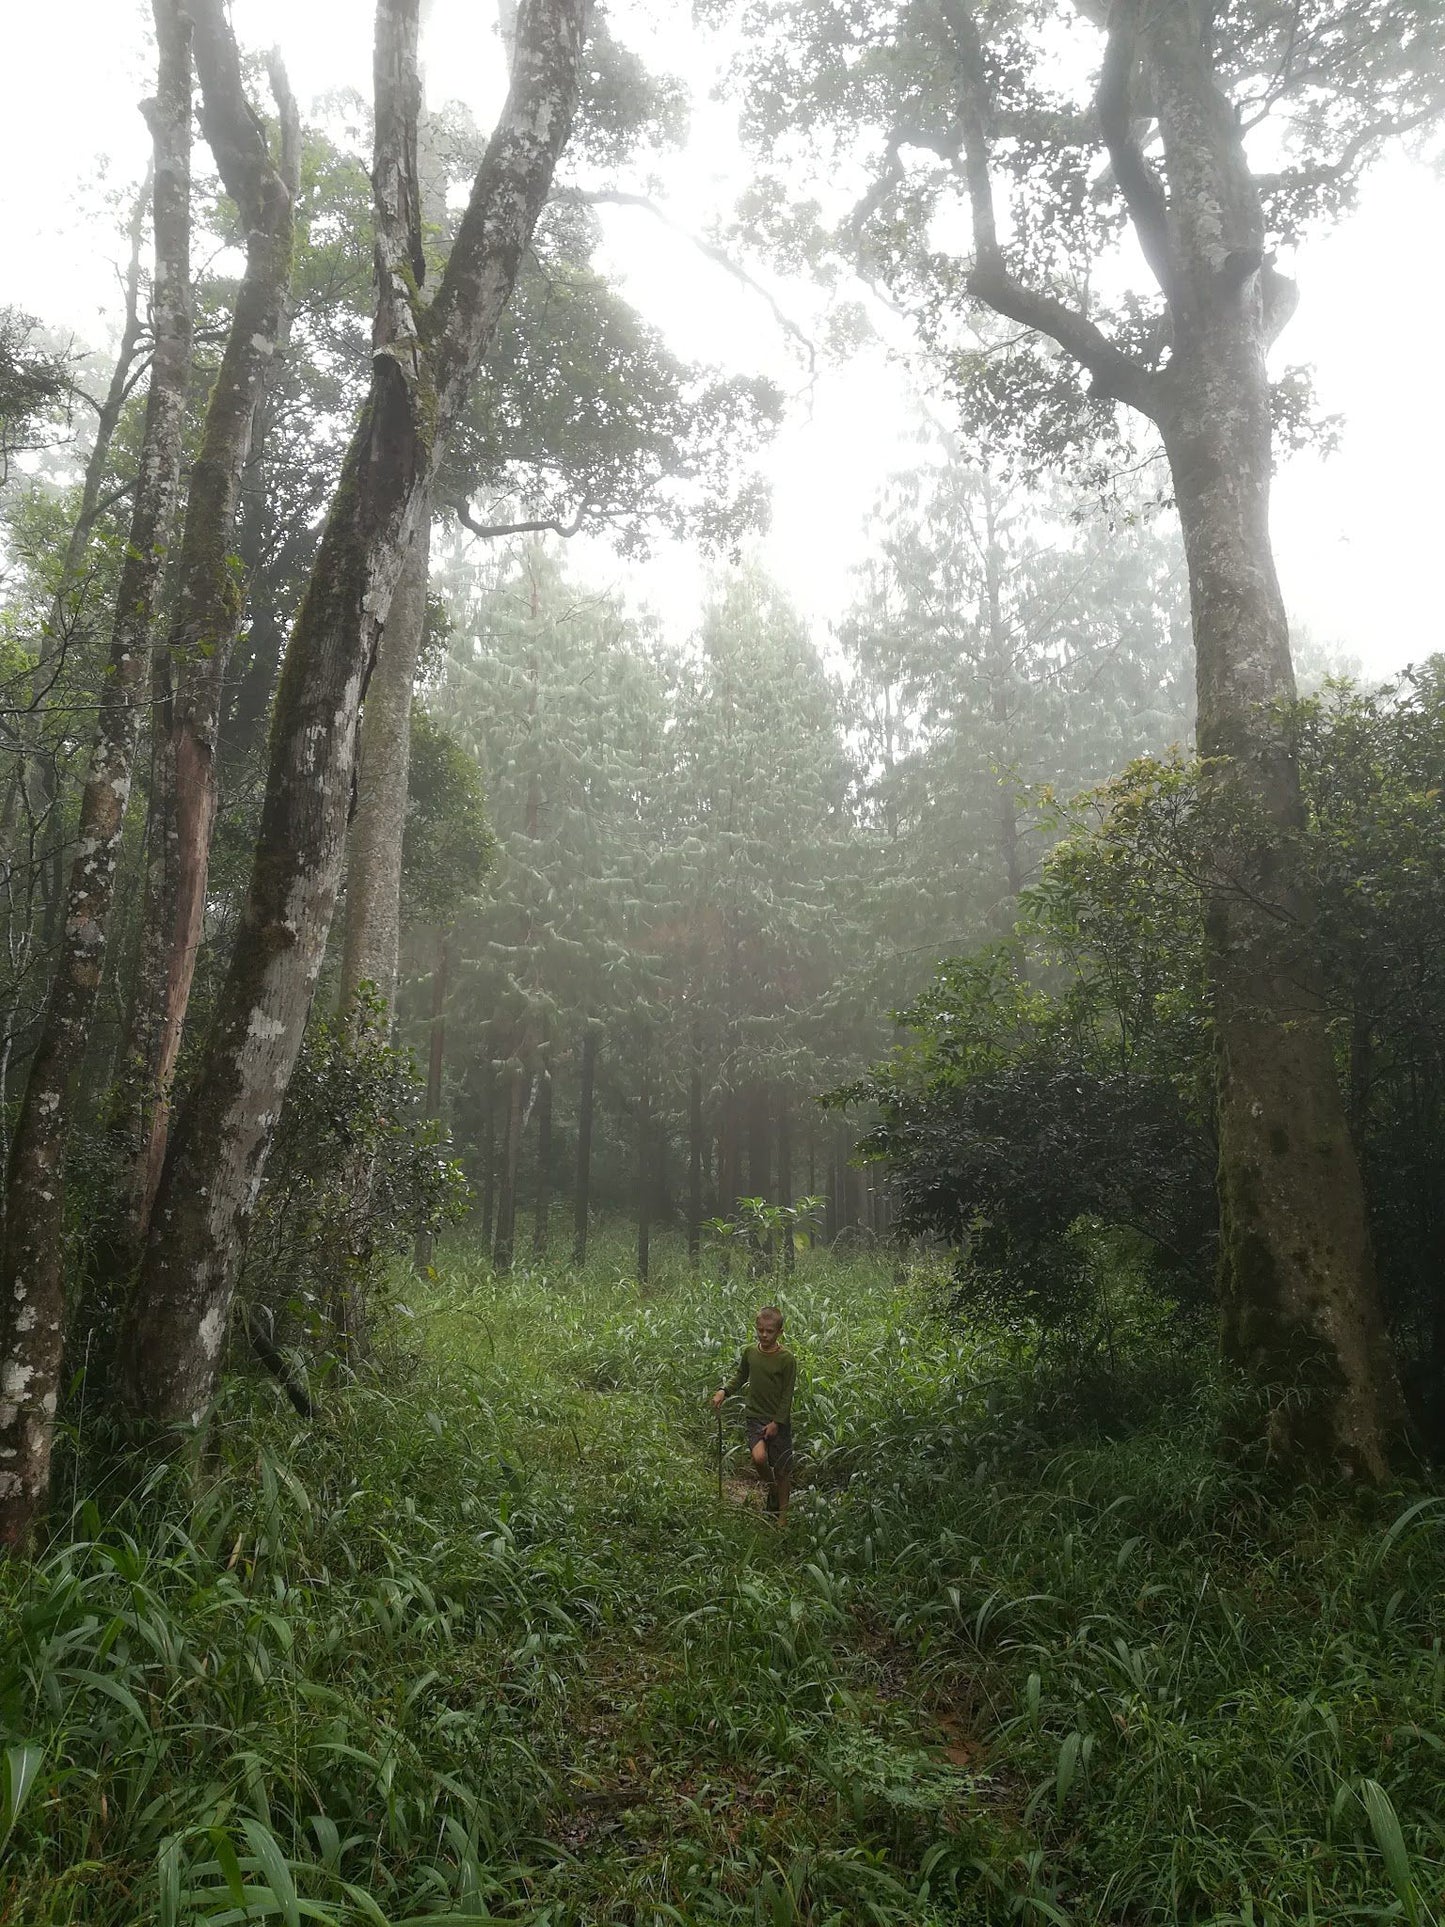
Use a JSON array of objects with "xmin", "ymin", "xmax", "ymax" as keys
[{"xmin": 5, "ymin": 1231, "xmax": 1445, "ymax": 1927}]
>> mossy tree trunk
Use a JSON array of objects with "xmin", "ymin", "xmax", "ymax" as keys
[
  {"xmin": 945, "ymin": 0, "xmax": 1407, "ymax": 1478},
  {"xmin": 116, "ymin": 0, "xmax": 587, "ymax": 1430},
  {"xmin": 0, "ymin": 0, "xmax": 193, "ymax": 1553}
]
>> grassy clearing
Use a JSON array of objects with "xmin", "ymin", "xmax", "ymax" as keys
[{"xmin": 4, "ymin": 1229, "xmax": 1445, "ymax": 1925}]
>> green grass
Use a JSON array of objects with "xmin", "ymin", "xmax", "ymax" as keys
[{"xmin": 4, "ymin": 1228, "xmax": 1445, "ymax": 1924}]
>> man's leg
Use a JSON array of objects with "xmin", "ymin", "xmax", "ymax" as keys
[{"xmin": 750, "ymin": 1435, "xmax": 774, "ymax": 1494}]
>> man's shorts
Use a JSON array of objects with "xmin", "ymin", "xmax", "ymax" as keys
[{"xmin": 746, "ymin": 1418, "xmax": 794, "ymax": 1473}]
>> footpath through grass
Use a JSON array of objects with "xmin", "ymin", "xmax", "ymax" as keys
[{"xmin": 5, "ymin": 1233, "xmax": 1445, "ymax": 1925}]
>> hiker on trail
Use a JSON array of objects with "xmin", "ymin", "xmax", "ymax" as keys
[{"xmin": 712, "ymin": 1306, "xmax": 796, "ymax": 1525}]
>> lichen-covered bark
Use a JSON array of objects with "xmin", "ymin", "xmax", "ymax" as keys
[
  {"xmin": 337, "ymin": 509, "xmax": 430, "ymax": 1023},
  {"xmin": 118, "ymin": 0, "xmax": 587, "ymax": 1430},
  {"xmin": 1142, "ymin": 4, "xmax": 1406, "ymax": 1476},
  {"xmin": 125, "ymin": 6, "xmax": 299, "ymax": 1240},
  {"xmin": 0, "ymin": 0, "xmax": 192, "ymax": 1554}
]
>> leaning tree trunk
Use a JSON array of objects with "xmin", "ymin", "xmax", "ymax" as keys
[
  {"xmin": 124, "ymin": 10, "xmax": 299, "ymax": 1244},
  {"xmin": 1142, "ymin": 5, "xmax": 1406, "ymax": 1478},
  {"xmin": 337, "ymin": 23, "xmax": 447, "ymax": 1033},
  {"xmin": 572, "ymin": 1028, "xmax": 596, "ymax": 1265},
  {"xmin": 116, "ymin": 0, "xmax": 587, "ymax": 1431},
  {"xmin": 0, "ymin": 0, "xmax": 192, "ymax": 1553}
]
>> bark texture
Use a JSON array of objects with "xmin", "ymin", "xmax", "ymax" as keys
[
  {"xmin": 1139, "ymin": 5, "xmax": 1405, "ymax": 1475},
  {"xmin": 0, "ymin": 2, "xmax": 193, "ymax": 1552},
  {"xmin": 942, "ymin": 0, "xmax": 1406, "ymax": 1477},
  {"xmin": 338, "ymin": 513, "xmax": 430, "ymax": 1021},
  {"xmin": 117, "ymin": 0, "xmax": 587, "ymax": 1429},
  {"xmin": 125, "ymin": 11, "xmax": 300, "ymax": 1240}
]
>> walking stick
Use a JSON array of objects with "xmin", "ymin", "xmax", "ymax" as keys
[{"xmin": 716, "ymin": 1403, "xmax": 724, "ymax": 1503}]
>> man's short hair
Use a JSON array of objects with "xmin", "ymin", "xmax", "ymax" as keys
[{"xmin": 757, "ymin": 1306, "xmax": 784, "ymax": 1328}]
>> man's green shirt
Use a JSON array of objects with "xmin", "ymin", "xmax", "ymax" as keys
[{"xmin": 724, "ymin": 1345, "xmax": 796, "ymax": 1425}]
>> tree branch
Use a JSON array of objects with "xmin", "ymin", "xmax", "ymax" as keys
[
  {"xmin": 1253, "ymin": 99, "xmax": 1445, "ymax": 205},
  {"xmin": 455, "ymin": 499, "xmax": 590, "ymax": 541},
  {"xmin": 1097, "ymin": 0, "xmax": 1173, "ymax": 296},
  {"xmin": 560, "ymin": 186, "xmax": 817, "ymax": 379},
  {"xmin": 936, "ymin": 0, "xmax": 1161, "ymax": 421}
]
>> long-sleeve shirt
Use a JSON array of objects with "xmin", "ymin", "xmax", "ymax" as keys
[{"xmin": 724, "ymin": 1344, "xmax": 796, "ymax": 1425}]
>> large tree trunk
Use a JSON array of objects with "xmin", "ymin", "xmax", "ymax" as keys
[
  {"xmin": 116, "ymin": 0, "xmax": 586, "ymax": 1430},
  {"xmin": 942, "ymin": 0, "xmax": 1407, "ymax": 1477},
  {"xmin": 338, "ymin": 513, "xmax": 430, "ymax": 1023},
  {"xmin": 124, "ymin": 10, "xmax": 299, "ymax": 1241},
  {"xmin": 337, "ymin": 13, "xmax": 447, "ymax": 1034},
  {"xmin": 0, "ymin": 2, "xmax": 192, "ymax": 1553},
  {"xmin": 1140, "ymin": 8, "xmax": 1405, "ymax": 1478},
  {"xmin": 572, "ymin": 1027, "xmax": 596, "ymax": 1265}
]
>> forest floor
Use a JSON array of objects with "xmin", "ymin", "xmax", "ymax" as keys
[{"xmin": 5, "ymin": 1234, "xmax": 1445, "ymax": 1925}]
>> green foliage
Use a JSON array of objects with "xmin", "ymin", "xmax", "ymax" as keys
[
  {"xmin": 6, "ymin": 1243, "xmax": 1445, "ymax": 1925},
  {"xmin": 0, "ymin": 308, "xmax": 74, "ymax": 486},
  {"xmin": 241, "ymin": 999, "xmax": 469, "ymax": 1346},
  {"xmin": 848, "ymin": 668, "xmax": 1445, "ymax": 1423},
  {"xmin": 704, "ymin": 1194, "xmax": 826, "ymax": 1266},
  {"xmin": 400, "ymin": 707, "xmax": 496, "ymax": 927},
  {"xmin": 730, "ymin": 0, "xmax": 1445, "ymax": 479}
]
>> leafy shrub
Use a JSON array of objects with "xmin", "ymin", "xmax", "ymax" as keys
[
  {"xmin": 845, "ymin": 665, "xmax": 1445, "ymax": 1439},
  {"xmin": 239, "ymin": 996, "xmax": 469, "ymax": 1360}
]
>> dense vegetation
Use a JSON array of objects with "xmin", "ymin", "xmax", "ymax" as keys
[
  {"xmin": 7, "ymin": 1238, "xmax": 1445, "ymax": 1927},
  {"xmin": 3, "ymin": 2, "xmax": 1445, "ymax": 1919}
]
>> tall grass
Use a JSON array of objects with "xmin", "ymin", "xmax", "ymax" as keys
[{"xmin": 3, "ymin": 1227, "xmax": 1444, "ymax": 1924}]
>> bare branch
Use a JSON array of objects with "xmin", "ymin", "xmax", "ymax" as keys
[{"xmin": 455, "ymin": 499, "xmax": 590, "ymax": 541}]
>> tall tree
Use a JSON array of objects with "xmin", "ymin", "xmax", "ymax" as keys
[
  {"xmin": 124, "ymin": 5, "xmax": 300, "ymax": 1240},
  {"xmin": 0, "ymin": 0, "xmax": 193, "ymax": 1552},
  {"xmin": 115, "ymin": 0, "xmax": 588, "ymax": 1433},
  {"xmin": 737, "ymin": 0, "xmax": 1445, "ymax": 1474}
]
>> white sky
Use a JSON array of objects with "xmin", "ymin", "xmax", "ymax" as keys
[{"xmin": 5, "ymin": 0, "xmax": 1443, "ymax": 680}]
